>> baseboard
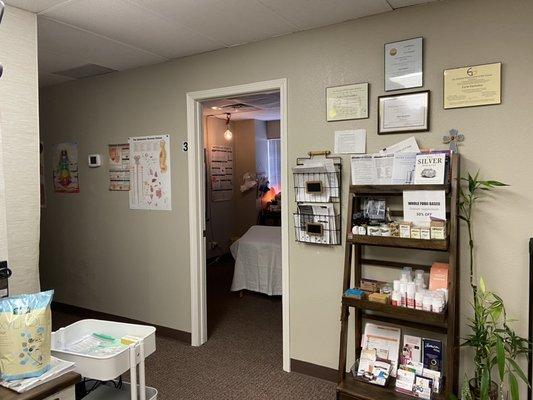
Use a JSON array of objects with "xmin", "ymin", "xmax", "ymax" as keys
[
  {"xmin": 290, "ymin": 358, "xmax": 337, "ymax": 382},
  {"xmin": 52, "ymin": 301, "xmax": 191, "ymax": 344}
]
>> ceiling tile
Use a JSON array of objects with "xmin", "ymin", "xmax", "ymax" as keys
[
  {"xmin": 257, "ymin": 0, "xmax": 392, "ymax": 30},
  {"xmin": 5, "ymin": 0, "xmax": 67, "ymax": 13},
  {"xmin": 387, "ymin": 0, "xmax": 437, "ymax": 9},
  {"xmin": 41, "ymin": 0, "xmax": 223, "ymax": 58},
  {"xmin": 39, "ymin": 72, "xmax": 74, "ymax": 87},
  {"xmin": 130, "ymin": 0, "xmax": 297, "ymax": 46},
  {"xmin": 38, "ymin": 48, "xmax": 87, "ymax": 74},
  {"xmin": 38, "ymin": 17, "xmax": 167, "ymax": 71}
]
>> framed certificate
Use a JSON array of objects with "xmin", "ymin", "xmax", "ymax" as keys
[
  {"xmin": 443, "ymin": 62, "xmax": 501, "ymax": 109},
  {"xmin": 326, "ymin": 82, "xmax": 369, "ymax": 121},
  {"xmin": 384, "ymin": 37, "xmax": 423, "ymax": 92},
  {"xmin": 378, "ymin": 90, "xmax": 430, "ymax": 135}
]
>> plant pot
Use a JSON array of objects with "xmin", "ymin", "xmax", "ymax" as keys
[{"xmin": 469, "ymin": 378, "xmax": 499, "ymax": 400}]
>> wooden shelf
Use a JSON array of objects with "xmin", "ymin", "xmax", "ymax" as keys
[
  {"xmin": 342, "ymin": 297, "xmax": 447, "ymax": 330},
  {"xmin": 337, "ymin": 376, "xmax": 445, "ymax": 400},
  {"xmin": 338, "ymin": 154, "xmax": 460, "ymax": 400},
  {"xmin": 350, "ymin": 184, "xmax": 449, "ymax": 195},
  {"xmin": 349, "ymin": 235, "xmax": 449, "ymax": 251}
]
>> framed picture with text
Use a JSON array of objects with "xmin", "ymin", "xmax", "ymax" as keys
[{"xmin": 378, "ymin": 90, "xmax": 430, "ymax": 135}]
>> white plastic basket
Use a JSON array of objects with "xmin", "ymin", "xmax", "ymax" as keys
[
  {"xmin": 51, "ymin": 319, "xmax": 155, "ymax": 381},
  {"xmin": 51, "ymin": 319, "xmax": 156, "ymax": 400}
]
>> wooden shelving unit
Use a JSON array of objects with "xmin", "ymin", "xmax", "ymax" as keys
[{"xmin": 337, "ymin": 154, "xmax": 460, "ymax": 400}]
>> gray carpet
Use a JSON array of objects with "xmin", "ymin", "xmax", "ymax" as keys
[{"xmin": 52, "ymin": 257, "xmax": 336, "ymax": 399}]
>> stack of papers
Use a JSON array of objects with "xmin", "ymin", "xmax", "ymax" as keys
[
  {"xmin": 1, "ymin": 357, "xmax": 76, "ymax": 393},
  {"xmin": 351, "ymin": 137, "xmax": 420, "ymax": 185},
  {"xmin": 296, "ymin": 203, "xmax": 338, "ymax": 244},
  {"xmin": 293, "ymin": 158, "xmax": 339, "ymax": 202}
]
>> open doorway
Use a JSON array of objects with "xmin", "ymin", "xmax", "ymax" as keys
[
  {"xmin": 201, "ymin": 91, "xmax": 282, "ymax": 346},
  {"xmin": 186, "ymin": 79, "xmax": 290, "ymax": 371}
]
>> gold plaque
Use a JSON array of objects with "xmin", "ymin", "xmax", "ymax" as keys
[{"xmin": 443, "ymin": 62, "xmax": 501, "ymax": 109}]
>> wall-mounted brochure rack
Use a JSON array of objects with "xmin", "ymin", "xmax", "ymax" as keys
[{"xmin": 293, "ymin": 151, "xmax": 342, "ymax": 245}]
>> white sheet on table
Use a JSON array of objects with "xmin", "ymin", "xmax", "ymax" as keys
[{"xmin": 230, "ymin": 225, "xmax": 282, "ymax": 296}]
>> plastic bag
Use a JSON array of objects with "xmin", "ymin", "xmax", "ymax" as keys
[{"xmin": 0, "ymin": 290, "xmax": 54, "ymax": 381}]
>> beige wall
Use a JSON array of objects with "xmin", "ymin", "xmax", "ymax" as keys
[
  {"xmin": 0, "ymin": 6, "xmax": 40, "ymax": 294},
  {"xmin": 40, "ymin": 0, "xmax": 533, "ymax": 391},
  {"xmin": 232, "ymin": 120, "xmax": 259, "ymax": 237}
]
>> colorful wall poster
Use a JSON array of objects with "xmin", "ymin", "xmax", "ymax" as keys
[
  {"xmin": 52, "ymin": 142, "xmax": 79, "ymax": 193},
  {"xmin": 129, "ymin": 134, "xmax": 171, "ymax": 210},
  {"xmin": 210, "ymin": 145, "xmax": 233, "ymax": 202},
  {"xmin": 108, "ymin": 143, "xmax": 130, "ymax": 191}
]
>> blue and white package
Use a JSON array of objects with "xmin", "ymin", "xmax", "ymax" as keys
[{"xmin": 0, "ymin": 290, "xmax": 54, "ymax": 381}]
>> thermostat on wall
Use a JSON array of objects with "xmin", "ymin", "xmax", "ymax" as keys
[{"xmin": 88, "ymin": 154, "xmax": 101, "ymax": 168}]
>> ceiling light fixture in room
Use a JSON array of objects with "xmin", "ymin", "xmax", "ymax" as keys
[{"xmin": 224, "ymin": 113, "xmax": 233, "ymax": 141}]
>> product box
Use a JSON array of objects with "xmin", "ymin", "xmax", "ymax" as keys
[
  {"xmin": 399, "ymin": 222, "xmax": 411, "ymax": 238},
  {"xmin": 411, "ymin": 228, "xmax": 421, "ymax": 239},
  {"xmin": 423, "ymin": 339, "xmax": 443, "ymax": 372},
  {"xmin": 360, "ymin": 279, "xmax": 386, "ymax": 293},
  {"xmin": 400, "ymin": 335, "xmax": 422, "ymax": 364},
  {"xmin": 368, "ymin": 292, "xmax": 389, "ymax": 304},
  {"xmin": 344, "ymin": 288, "xmax": 365, "ymax": 299},
  {"xmin": 429, "ymin": 263, "xmax": 449, "ymax": 291}
]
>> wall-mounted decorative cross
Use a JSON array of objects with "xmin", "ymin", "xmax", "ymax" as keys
[{"xmin": 442, "ymin": 129, "xmax": 465, "ymax": 153}]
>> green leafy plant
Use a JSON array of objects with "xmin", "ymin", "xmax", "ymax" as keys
[
  {"xmin": 458, "ymin": 172, "xmax": 530, "ymax": 400},
  {"xmin": 459, "ymin": 171, "xmax": 507, "ymax": 292},
  {"xmin": 462, "ymin": 278, "xmax": 529, "ymax": 400}
]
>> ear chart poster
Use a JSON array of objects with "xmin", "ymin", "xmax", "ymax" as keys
[{"xmin": 129, "ymin": 135, "xmax": 171, "ymax": 210}]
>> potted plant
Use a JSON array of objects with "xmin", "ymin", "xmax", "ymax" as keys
[
  {"xmin": 461, "ymin": 277, "xmax": 529, "ymax": 400},
  {"xmin": 458, "ymin": 172, "xmax": 530, "ymax": 400}
]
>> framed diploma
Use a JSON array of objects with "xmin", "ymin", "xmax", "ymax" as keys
[
  {"xmin": 443, "ymin": 62, "xmax": 501, "ymax": 109},
  {"xmin": 384, "ymin": 37, "xmax": 423, "ymax": 92},
  {"xmin": 326, "ymin": 82, "xmax": 369, "ymax": 121},
  {"xmin": 378, "ymin": 90, "xmax": 430, "ymax": 135}
]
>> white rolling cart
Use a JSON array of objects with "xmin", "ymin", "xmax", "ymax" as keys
[{"xmin": 51, "ymin": 319, "xmax": 158, "ymax": 400}]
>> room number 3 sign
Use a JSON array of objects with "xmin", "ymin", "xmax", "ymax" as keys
[{"xmin": 182, "ymin": 141, "xmax": 188, "ymax": 152}]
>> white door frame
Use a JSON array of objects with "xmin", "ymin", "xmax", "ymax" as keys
[{"xmin": 186, "ymin": 79, "xmax": 290, "ymax": 371}]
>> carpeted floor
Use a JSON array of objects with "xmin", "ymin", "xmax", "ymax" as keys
[{"xmin": 52, "ymin": 256, "xmax": 336, "ymax": 399}]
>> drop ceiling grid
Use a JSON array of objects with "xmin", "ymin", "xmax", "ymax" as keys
[
  {"xmin": 3, "ymin": 0, "xmax": 439, "ymax": 86},
  {"xmin": 40, "ymin": 0, "xmax": 225, "ymax": 58}
]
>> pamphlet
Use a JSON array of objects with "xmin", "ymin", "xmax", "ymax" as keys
[
  {"xmin": 414, "ymin": 153, "xmax": 446, "ymax": 184},
  {"xmin": 391, "ymin": 152, "xmax": 417, "ymax": 184},
  {"xmin": 401, "ymin": 335, "xmax": 422, "ymax": 364},
  {"xmin": 362, "ymin": 323, "xmax": 401, "ymax": 377},
  {"xmin": 351, "ymin": 155, "xmax": 376, "ymax": 185},
  {"xmin": 380, "ymin": 136, "xmax": 420, "ymax": 155}
]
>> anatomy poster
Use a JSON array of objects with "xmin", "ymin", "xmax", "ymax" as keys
[
  {"xmin": 52, "ymin": 142, "xmax": 79, "ymax": 193},
  {"xmin": 108, "ymin": 143, "xmax": 130, "ymax": 191},
  {"xmin": 210, "ymin": 145, "xmax": 233, "ymax": 202},
  {"xmin": 129, "ymin": 134, "xmax": 171, "ymax": 210}
]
